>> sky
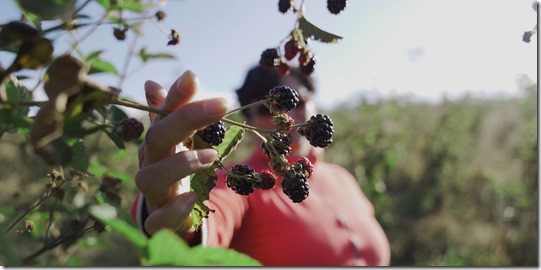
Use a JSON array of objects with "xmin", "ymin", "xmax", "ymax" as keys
[{"xmin": 0, "ymin": 0, "xmax": 538, "ymax": 115}]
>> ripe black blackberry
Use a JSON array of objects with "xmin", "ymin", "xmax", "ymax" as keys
[
  {"xmin": 113, "ymin": 27, "xmax": 127, "ymax": 41},
  {"xmin": 197, "ymin": 121, "xmax": 226, "ymax": 146},
  {"xmin": 254, "ymin": 170, "xmax": 277, "ymax": 190},
  {"xmin": 298, "ymin": 114, "xmax": 334, "ymax": 148},
  {"xmin": 300, "ymin": 57, "xmax": 317, "ymax": 75},
  {"xmin": 261, "ymin": 133, "xmax": 293, "ymax": 158},
  {"xmin": 118, "ymin": 118, "xmax": 144, "ymax": 141},
  {"xmin": 260, "ymin": 48, "xmax": 280, "ymax": 68},
  {"xmin": 278, "ymin": 0, "xmax": 292, "ymax": 13},
  {"xmin": 226, "ymin": 164, "xmax": 256, "ymax": 195},
  {"xmin": 327, "ymin": 0, "xmax": 348, "ymax": 14},
  {"xmin": 284, "ymin": 39, "xmax": 301, "ymax": 60},
  {"xmin": 294, "ymin": 157, "xmax": 314, "ymax": 178},
  {"xmin": 282, "ymin": 170, "xmax": 309, "ymax": 203},
  {"xmin": 266, "ymin": 85, "xmax": 300, "ymax": 113}
]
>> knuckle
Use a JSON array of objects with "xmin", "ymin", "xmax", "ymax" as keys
[{"xmin": 134, "ymin": 169, "xmax": 149, "ymax": 192}]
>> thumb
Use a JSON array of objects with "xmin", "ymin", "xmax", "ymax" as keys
[{"xmin": 144, "ymin": 191, "xmax": 197, "ymax": 235}]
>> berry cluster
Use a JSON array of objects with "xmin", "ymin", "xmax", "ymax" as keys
[
  {"xmin": 259, "ymin": 40, "xmax": 317, "ymax": 77},
  {"xmin": 223, "ymin": 87, "xmax": 333, "ymax": 203}
]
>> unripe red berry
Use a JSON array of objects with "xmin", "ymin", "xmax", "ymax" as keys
[{"xmin": 284, "ymin": 39, "xmax": 301, "ymax": 60}]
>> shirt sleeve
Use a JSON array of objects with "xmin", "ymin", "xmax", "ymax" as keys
[{"xmin": 202, "ymin": 174, "xmax": 250, "ymax": 247}]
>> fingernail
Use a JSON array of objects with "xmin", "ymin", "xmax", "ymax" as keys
[
  {"xmin": 176, "ymin": 70, "xmax": 197, "ymax": 90},
  {"xmin": 203, "ymin": 98, "xmax": 227, "ymax": 116},
  {"xmin": 145, "ymin": 80, "xmax": 155, "ymax": 91},
  {"xmin": 196, "ymin": 148, "xmax": 217, "ymax": 165}
]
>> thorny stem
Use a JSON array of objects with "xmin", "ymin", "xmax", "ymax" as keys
[
  {"xmin": 6, "ymin": 195, "xmax": 50, "ymax": 233},
  {"xmin": 43, "ymin": 199, "xmax": 58, "ymax": 245},
  {"xmin": 23, "ymin": 216, "xmax": 93, "ymax": 264},
  {"xmin": 221, "ymin": 118, "xmax": 273, "ymax": 134},
  {"xmin": 223, "ymin": 98, "xmax": 272, "ymax": 117}
]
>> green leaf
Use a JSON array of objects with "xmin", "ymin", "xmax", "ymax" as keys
[
  {"xmin": 298, "ymin": 16, "xmax": 343, "ymax": 43},
  {"xmin": 89, "ymin": 59, "xmax": 119, "ymax": 75},
  {"xmin": 215, "ymin": 125, "xmax": 244, "ymax": 161},
  {"xmin": 108, "ymin": 105, "xmax": 128, "ymax": 123},
  {"xmin": 139, "ymin": 48, "xmax": 175, "ymax": 63},
  {"xmin": 191, "ymin": 246, "xmax": 262, "ymax": 266},
  {"xmin": 0, "ymin": 76, "xmax": 32, "ymax": 133},
  {"xmin": 85, "ymin": 50, "xmax": 104, "ymax": 62},
  {"xmin": 96, "ymin": 0, "xmax": 111, "ymax": 10},
  {"xmin": 146, "ymin": 229, "xmax": 203, "ymax": 266},
  {"xmin": 189, "ymin": 125, "xmax": 244, "ymax": 228},
  {"xmin": 70, "ymin": 140, "xmax": 89, "ymax": 172},
  {"xmin": 104, "ymin": 130, "xmax": 126, "ymax": 150},
  {"xmin": 111, "ymin": 0, "xmax": 144, "ymax": 12},
  {"xmin": 90, "ymin": 204, "xmax": 148, "ymax": 251},
  {"xmin": 190, "ymin": 168, "xmax": 217, "ymax": 229},
  {"xmin": 0, "ymin": 223, "xmax": 21, "ymax": 266}
]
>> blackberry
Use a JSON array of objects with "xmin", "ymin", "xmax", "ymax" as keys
[
  {"xmin": 260, "ymin": 48, "xmax": 280, "ymax": 68},
  {"xmin": 298, "ymin": 114, "xmax": 334, "ymax": 148},
  {"xmin": 155, "ymin": 10, "xmax": 166, "ymax": 21},
  {"xmin": 284, "ymin": 39, "xmax": 301, "ymax": 60},
  {"xmin": 282, "ymin": 169, "xmax": 309, "ymax": 203},
  {"xmin": 197, "ymin": 121, "xmax": 226, "ymax": 146},
  {"xmin": 298, "ymin": 50, "xmax": 312, "ymax": 67},
  {"xmin": 118, "ymin": 118, "xmax": 144, "ymax": 141},
  {"xmin": 266, "ymin": 85, "xmax": 300, "ymax": 113},
  {"xmin": 327, "ymin": 0, "xmax": 348, "ymax": 14},
  {"xmin": 300, "ymin": 57, "xmax": 317, "ymax": 75},
  {"xmin": 254, "ymin": 170, "xmax": 277, "ymax": 190},
  {"xmin": 278, "ymin": 0, "xmax": 292, "ymax": 13},
  {"xmin": 261, "ymin": 133, "xmax": 293, "ymax": 158},
  {"xmin": 275, "ymin": 61, "xmax": 291, "ymax": 77},
  {"xmin": 226, "ymin": 164, "xmax": 256, "ymax": 196},
  {"xmin": 113, "ymin": 27, "xmax": 127, "ymax": 41},
  {"xmin": 294, "ymin": 157, "xmax": 314, "ymax": 178}
]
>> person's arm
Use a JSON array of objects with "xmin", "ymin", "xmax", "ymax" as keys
[{"xmin": 131, "ymin": 70, "xmax": 227, "ymax": 240}]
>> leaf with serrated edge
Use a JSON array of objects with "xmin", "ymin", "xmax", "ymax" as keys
[
  {"xmin": 189, "ymin": 126, "xmax": 244, "ymax": 228},
  {"xmin": 298, "ymin": 16, "xmax": 342, "ymax": 43},
  {"xmin": 215, "ymin": 125, "xmax": 244, "ymax": 161},
  {"xmin": 146, "ymin": 229, "xmax": 204, "ymax": 266}
]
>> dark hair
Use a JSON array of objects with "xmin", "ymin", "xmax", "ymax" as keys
[{"xmin": 235, "ymin": 65, "xmax": 315, "ymax": 118}]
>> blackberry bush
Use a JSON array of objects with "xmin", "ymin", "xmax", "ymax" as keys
[{"xmin": 197, "ymin": 121, "xmax": 226, "ymax": 146}]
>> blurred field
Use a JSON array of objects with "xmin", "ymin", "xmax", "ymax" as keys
[{"xmin": 0, "ymin": 79, "xmax": 537, "ymax": 266}]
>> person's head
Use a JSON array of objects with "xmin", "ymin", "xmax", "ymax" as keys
[{"xmin": 235, "ymin": 65, "xmax": 317, "ymax": 157}]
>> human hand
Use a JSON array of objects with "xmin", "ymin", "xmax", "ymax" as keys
[{"xmin": 135, "ymin": 71, "xmax": 227, "ymax": 236}]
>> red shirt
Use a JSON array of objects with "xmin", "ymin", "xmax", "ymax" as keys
[{"xmin": 131, "ymin": 148, "xmax": 390, "ymax": 266}]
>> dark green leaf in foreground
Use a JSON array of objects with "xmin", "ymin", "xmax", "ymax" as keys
[
  {"xmin": 145, "ymin": 229, "xmax": 203, "ymax": 266},
  {"xmin": 191, "ymin": 245, "xmax": 262, "ymax": 266}
]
